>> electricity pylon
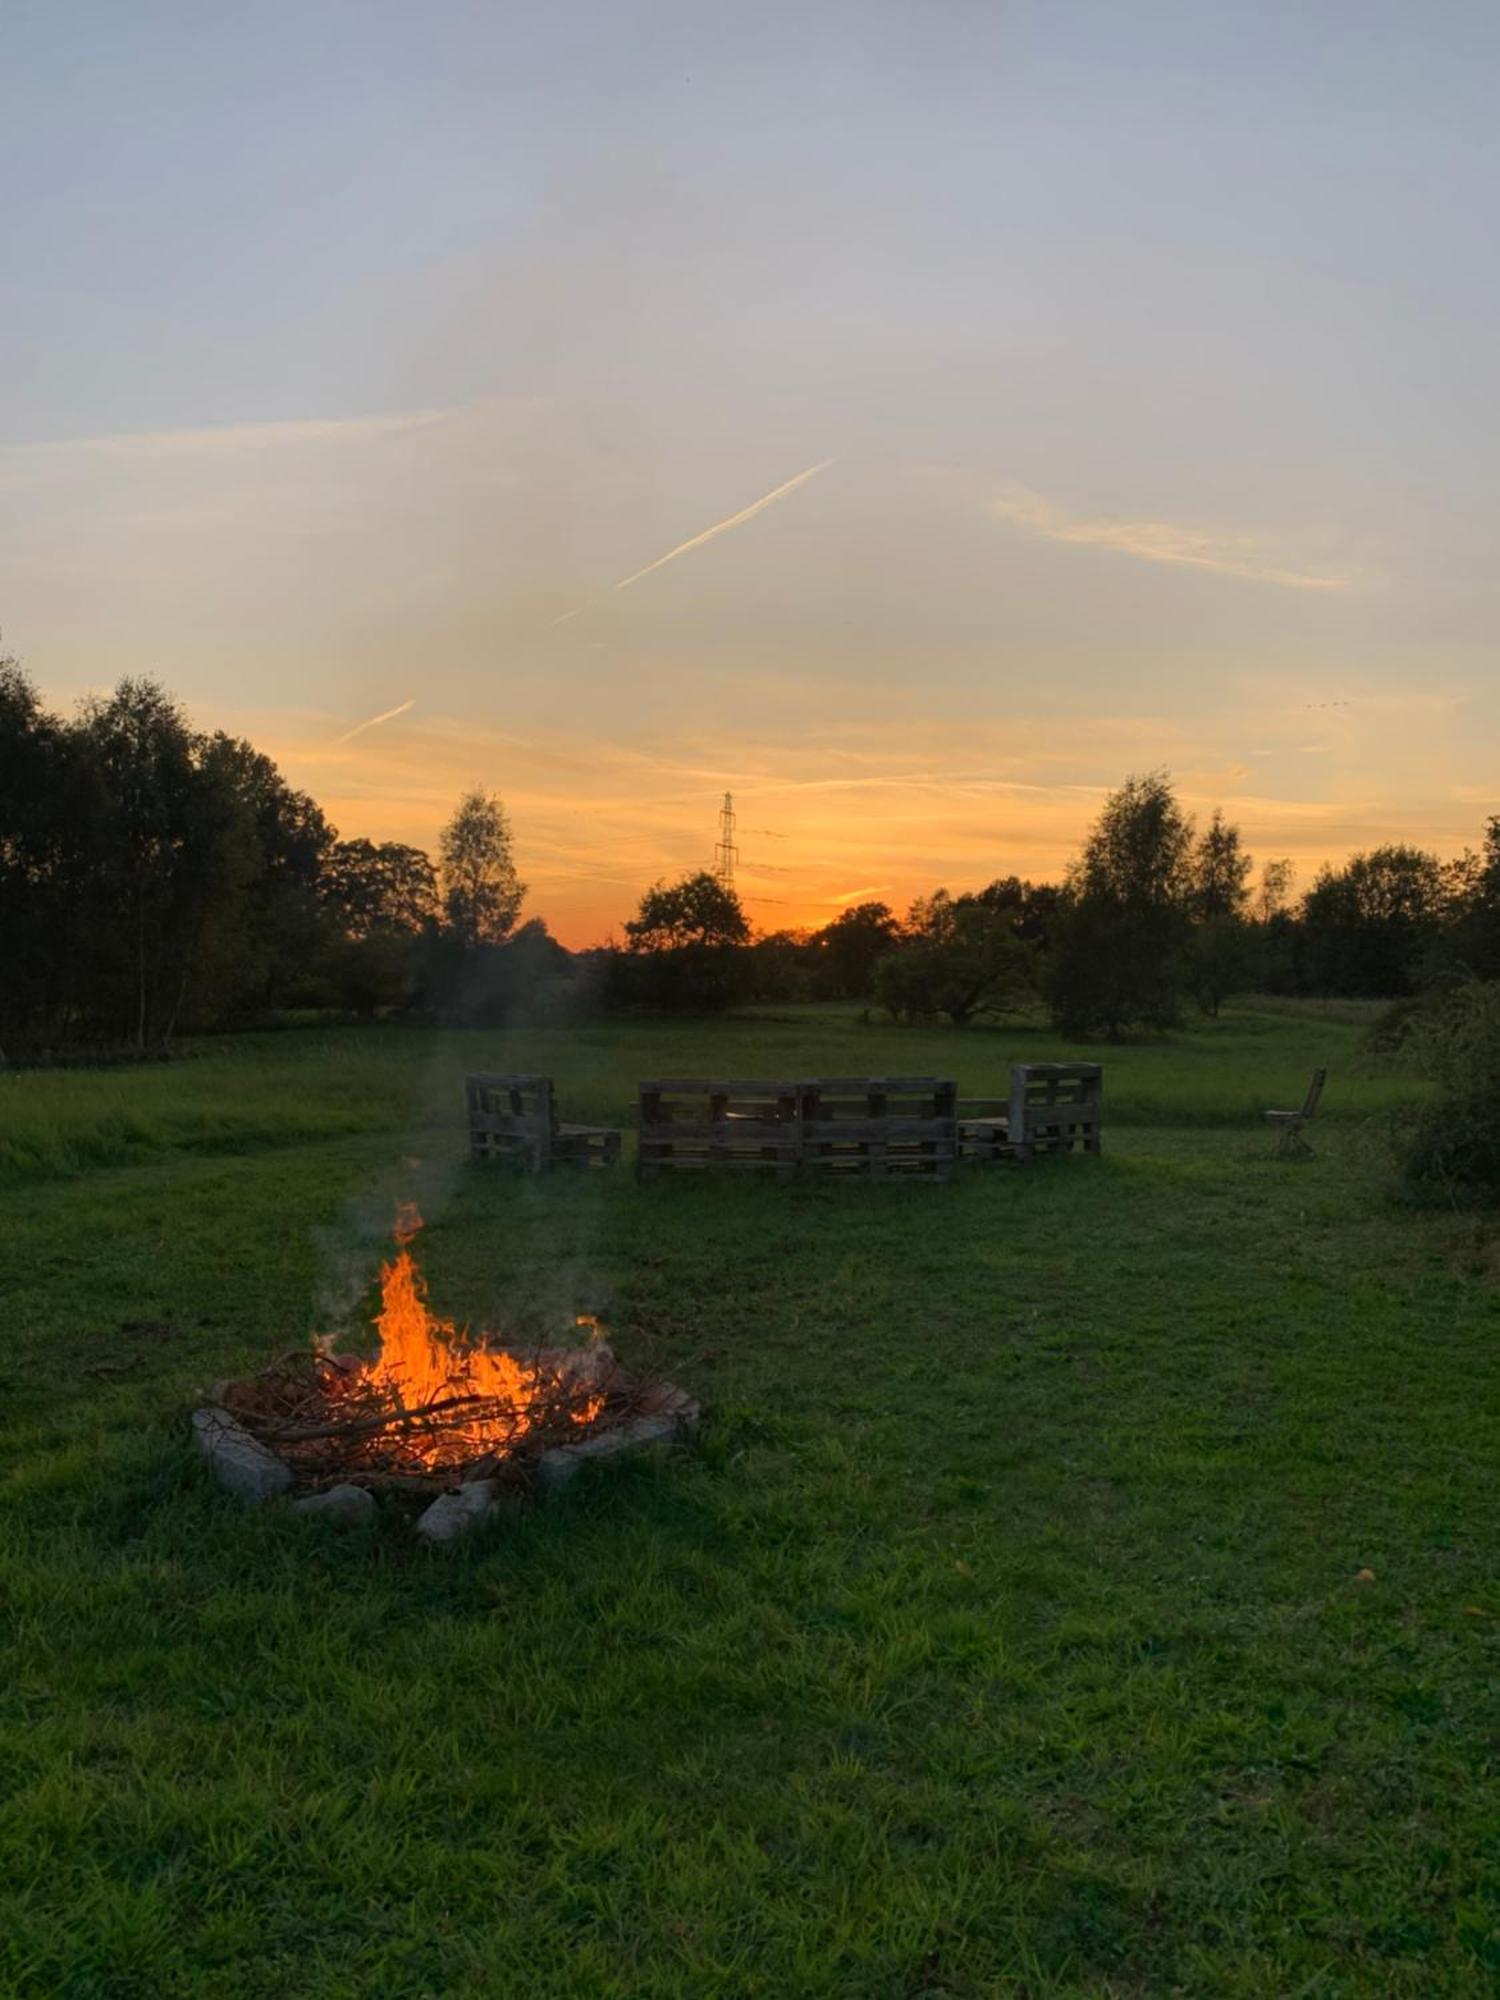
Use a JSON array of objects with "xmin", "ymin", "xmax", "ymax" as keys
[{"xmin": 713, "ymin": 791, "xmax": 739, "ymax": 886}]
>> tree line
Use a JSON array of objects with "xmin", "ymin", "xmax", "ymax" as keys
[
  {"xmin": 0, "ymin": 664, "xmax": 531, "ymax": 1052},
  {"xmin": 700, "ymin": 770, "xmax": 1500, "ymax": 1036},
  {"xmin": 3, "ymin": 661, "xmax": 1497, "ymax": 1052}
]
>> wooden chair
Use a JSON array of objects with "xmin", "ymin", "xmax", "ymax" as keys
[
  {"xmin": 1265, "ymin": 1067, "xmax": 1326, "ymax": 1157},
  {"xmin": 466, "ymin": 1074, "xmax": 621, "ymax": 1172}
]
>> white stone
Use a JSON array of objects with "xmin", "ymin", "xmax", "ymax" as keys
[
  {"xmin": 414, "ymin": 1480, "xmax": 501, "ymax": 1544},
  {"xmin": 192, "ymin": 1405, "xmax": 293, "ymax": 1505},
  {"xmin": 293, "ymin": 1482, "xmax": 375, "ymax": 1525}
]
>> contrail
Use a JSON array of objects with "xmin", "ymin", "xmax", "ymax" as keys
[
  {"xmin": 614, "ymin": 458, "xmax": 834, "ymax": 592},
  {"xmin": 333, "ymin": 699, "xmax": 415, "ymax": 745}
]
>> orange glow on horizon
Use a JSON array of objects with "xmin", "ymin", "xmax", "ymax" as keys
[{"xmin": 230, "ymin": 700, "xmax": 1491, "ymax": 952}]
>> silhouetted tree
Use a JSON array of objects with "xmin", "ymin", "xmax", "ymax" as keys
[
  {"xmin": 1190, "ymin": 810, "xmax": 1251, "ymax": 920},
  {"xmin": 873, "ymin": 888, "xmax": 1036, "ymax": 1026},
  {"xmin": 613, "ymin": 871, "xmax": 751, "ymax": 1012},
  {"xmin": 318, "ymin": 838, "xmax": 438, "ymax": 1018},
  {"xmin": 1256, "ymin": 858, "xmax": 1297, "ymax": 924},
  {"xmin": 625, "ymin": 871, "xmax": 749, "ymax": 951},
  {"xmin": 440, "ymin": 789, "xmax": 525, "ymax": 946},
  {"xmin": 1301, "ymin": 845, "xmax": 1448, "ymax": 996},
  {"xmin": 324, "ymin": 839, "xmax": 438, "ymax": 938},
  {"xmin": 973, "ymin": 876, "xmax": 1061, "ymax": 947},
  {"xmin": 73, "ymin": 680, "xmax": 227, "ymax": 1046},
  {"xmin": 1434, "ymin": 816, "xmax": 1500, "ymax": 984},
  {"xmin": 810, "ymin": 901, "xmax": 901, "ymax": 998},
  {"xmin": 0, "ymin": 654, "xmax": 79, "ymax": 1048},
  {"xmin": 751, "ymin": 928, "xmax": 817, "ymax": 1002},
  {"xmin": 193, "ymin": 733, "xmax": 333, "ymax": 1016},
  {"xmin": 1187, "ymin": 808, "xmax": 1253, "ymax": 1015},
  {"xmin": 1048, "ymin": 770, "xmax": 1195, "ymax": 1036}
]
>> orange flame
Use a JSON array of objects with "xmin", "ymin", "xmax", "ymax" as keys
[{"xmin": 356, "ymin": 1206, "xmax": 603, "ymax": 1467}]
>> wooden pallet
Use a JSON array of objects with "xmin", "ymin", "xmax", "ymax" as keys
[
  {"xmin": 800, "ymin": 1076, "xmax": 958, "ymax": 1182},
  {"xmin": 1008, "ymin": 1062, "xmax": 1102, "ymax": 1162},
  {"xmin": 957, "ymin": 1096, "xmax": 1013, "ymax": 1163},
  {"xmin": 552, "ymin": 1124, "xmax": 623, "ymax": 1169},
  {"xmin": 466, "ymin": 1074, "xmax": 621, "ymax": 1171},
  {"xmin": 637, "ymin": 1078, "xmax": 802, "ymax": 1180}
]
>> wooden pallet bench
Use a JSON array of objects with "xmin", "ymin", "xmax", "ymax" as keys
[
  {"xmin": 637, "ymin": 1078, "xmax": 802, "ymax": 1180},
  {"xmin": 466, "ymin": 1074, "xmax": 621, "ymax": 1172},
  {"xmin": 1007, "ymin": 1062, "xmax": 1102, "ymax": 1161},
  {"xmin": 638, "ymin": 1077, "xmax": 958, "ymax": 1182},
  {"xmin": 958, "ymin": 1063, "xmax": 1105, "ymax": 1164},
  {"xmin": 799, "ymin": 1076, "xmax": 958, "ymax": 1182}
]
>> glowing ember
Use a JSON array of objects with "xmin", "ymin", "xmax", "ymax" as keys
[{"xmin": 353, "ymin": 1203, "xmax": 604, "ymax": 1467}]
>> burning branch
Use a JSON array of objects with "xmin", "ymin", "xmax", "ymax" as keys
[{"xmin": 203, "ymin": 1203, "xmax": 687, "ymax": 1500}]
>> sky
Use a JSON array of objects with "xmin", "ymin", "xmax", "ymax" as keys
[{"xmin": 3, "ymin": 0, "xmax": 1498, "ymax": 944}]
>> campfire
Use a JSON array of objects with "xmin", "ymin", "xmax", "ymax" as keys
[{"xmin": 193, "ymin": 1204, "xmax": 698, "ymax": 1537}]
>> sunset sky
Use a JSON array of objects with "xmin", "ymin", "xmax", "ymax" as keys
[{"xmin": 4, "ymin": 2, "xmax": 1498, "ymax": 945}]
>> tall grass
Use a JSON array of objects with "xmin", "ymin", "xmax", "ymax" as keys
[{"xmin": 0, "ymin": 1004, "xmax": 1427, "ymax": 1191}]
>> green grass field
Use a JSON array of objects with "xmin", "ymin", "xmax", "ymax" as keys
[{"xmin": 3, "ymin": 1006, "xmax": 1498, "ymax": 1996}]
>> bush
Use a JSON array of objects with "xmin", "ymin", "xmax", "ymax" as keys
[
  {"xmin": 416, "ymin": 920, "xmax": 580, "ymax": 1026},
  {"xmin": 1362, "ymin": 991, "xmax": 1438, "ymax": 1059},
  {"xmin": 1399, "ymin": 980, "xmax": 1500, "ymax": 1205},
  {"xmin": 601, "ymin": 942, "xmax": 752, "ymax": 1015}
]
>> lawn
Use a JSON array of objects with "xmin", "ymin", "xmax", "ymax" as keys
[{"xmin": 2, "ymin": 1006, "xmax": 1497, "ymax": 1996}]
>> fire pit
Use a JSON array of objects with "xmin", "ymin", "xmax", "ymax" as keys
[{"xmin": 192, "ymin": 1204, "xmax": 698, "ymax": 1540}]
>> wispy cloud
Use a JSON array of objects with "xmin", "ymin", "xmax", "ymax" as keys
[
  {"xmin": 4, "ymin": 406, "xmax": 450, "ymax": 467},
  {"xmin": 989, "ymin": 483, "xmax": 1350, "ymax": 592},
  {"xmin": 333, "ymin": 699, "xmax": 416, "ymax": 745}
]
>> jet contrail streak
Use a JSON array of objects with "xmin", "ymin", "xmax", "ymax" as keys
[
  {"xmin": 613, "ymin": 458, "xmax": 834, "ymax": 592},
  {"xmin": 333, "ymin": 698, "xmax": 415, "ymax": 745}
]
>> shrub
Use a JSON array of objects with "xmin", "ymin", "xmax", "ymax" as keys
[
  {"xmin": 1362, "ymin": 991, "xmax": 1438, "ymax": 1059},
  {"xmin": 1399, "ymin": 979, "xmax": 1500, "ymax": 1205}
]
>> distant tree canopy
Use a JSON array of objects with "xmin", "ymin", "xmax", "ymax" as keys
[
  {"xmin": 611, "ymin": 871, "xmax": 751, "ymax": 1012},
  {"xmin": 440, "ymin": 789, "xmax": 525, "ymax": 947},
  {"xmin": 1301, "ymin": 845, "xmax": 1450, "ymax": 997},
  {"xmin": 971, "ymin": 876, "xmax": 1061, "ymax": 945},
  {"xmin": 625, "ymin": 872, "xmax": 750, "ymax": 953},
  {"xmin": 1256, "ymin": 858, "xmax": 1297, "ymax": 923},
  {"xmin": 1444, "ymin": 816, "xmax": 1500, "ymax": 982},
  {"xmin": 324, "ymin": 839, "xmax": 438, "ymax": 939},
  {"xmin": 810, "ymin": 901, "xmax": 902, "ymax": 1000},
  {"xmin": 1185, "ymin": 809, "xmax": 1254, "ymax": 1017},
  {"xmin": 873, "ymin": 888, "xmax": 1038, "ymax": 1027},
  {"xmin": 1190, "ymin": 809, "xmax": 1252, "ymax": 922}
]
